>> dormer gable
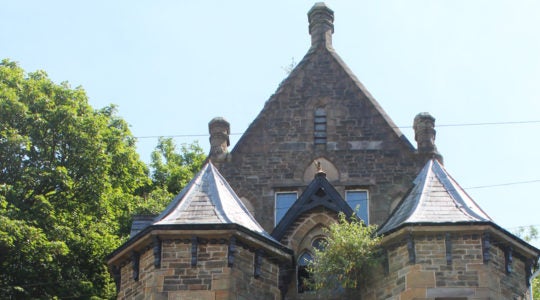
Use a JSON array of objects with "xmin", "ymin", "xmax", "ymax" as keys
[{"xmin": 271, "ymin": 171, "xmax": 356, "ymax": 241}]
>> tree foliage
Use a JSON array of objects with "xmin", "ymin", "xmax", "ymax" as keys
[
  {"xmin": 309, "ymin": 213, "xmax": 382, "ymax": 292},
  {"xmin": 133, "ymin": 138, "xmax": 205, "ymax": 215},
  {"xmin": 514, "ymin": 226, "xmax": 540, "ymax": 298},
  {"xmin": 150, "ymin": 137, "xmax": 205, "ymax": 195},
  {"xmin": 0, "ymin": 59, "xmax": 208, "ymax": 299},
  {"xmin": 0, "ymin": 59, "xmax": 151, "ymax": 299}
]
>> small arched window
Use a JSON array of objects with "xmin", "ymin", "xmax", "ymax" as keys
[
  {"xmin": 297, "ymin": 237, "xmax": 327, "ymax": 294},
  {"xmin": 312, "ymin": 237, "xmax": 326, "ymax": 251},
  {"xmin": 314, "ymin": 108, "xmax": 327, "ymax": 145}
]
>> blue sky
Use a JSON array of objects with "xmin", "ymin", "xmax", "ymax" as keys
[{"xmin": 2, "ymin": 1, "xmax": 539, "ymax": 246}]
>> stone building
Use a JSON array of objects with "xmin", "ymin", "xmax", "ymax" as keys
[{"xmin": 107, "ymin": 3, "xmax": 540, "ymax": 299}]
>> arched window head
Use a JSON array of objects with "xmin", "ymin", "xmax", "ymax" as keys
[
  {"xmin": 303, "ymin": 157, "xmax": 339, "ymax": 182},
  {"xmin": 314, "ymin": 108, "xmax": 327, "ymax": 145},
  {"xmin": 298, "ymin": 252, "xmax": 313, "ymax": 267}
]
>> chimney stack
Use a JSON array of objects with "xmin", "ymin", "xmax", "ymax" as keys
[
  {"xmin": 413, "ymin": 112, "xmax": 443, "ymax": 163},
  {"xmin": 308, "ymin": 2, "xmax": 334, "ymax": 48},
  {"xmin": 208, "ymin": 117, "xmax": 230, "ymax": 162}
]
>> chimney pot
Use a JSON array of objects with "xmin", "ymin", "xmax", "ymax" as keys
[
  {"xmin": 413, "ymin": 112, "xmax": 443, "ymax": 163},
  {"xmin": 308, "ymin": 2, "xmax": 334, "ymax": 48},
  {"xmin": 209, "ymin": 117, "xmax": 230, "ymax": 162}
]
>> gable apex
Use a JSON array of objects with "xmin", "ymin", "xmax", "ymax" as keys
[{"xmin": 231, "ymin": 4, "xmax": 415, "ymax": 155}]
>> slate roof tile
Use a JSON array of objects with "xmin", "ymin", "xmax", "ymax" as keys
[
  {"xmin": 153, "ymin": 161, "xmax": 275, "ymax": 241},
  {"xmin": 378, "ymin": 159, "xmax": 492, "ymax": 235}
]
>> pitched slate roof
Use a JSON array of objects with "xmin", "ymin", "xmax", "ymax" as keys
[
  {"xmin": 378, "ymin": 159, "xmax": 492, "ymax": 235},
  {"xmin": 271, "ymin": 171, "xmax": 356, "ymax": 241},
  {"xmin": 153, "ymin": 161, "xmax": 274, "ymax": 241}
]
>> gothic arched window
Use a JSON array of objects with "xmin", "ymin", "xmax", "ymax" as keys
[
  {"xmin": 297, "ymin": 252, "xmax": 313, "ymax": 293},
  {"xmin": 297, "ymin": 237, "xmax": 327, "ymax": 293},
  {"xmin": 312, "ymin": 237, "xmax": 326, "ymax": 251}
]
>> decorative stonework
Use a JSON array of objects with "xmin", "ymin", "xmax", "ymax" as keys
[{"xmin": 152, "ymin": 236, "xmax": 161, "ymax": 268}]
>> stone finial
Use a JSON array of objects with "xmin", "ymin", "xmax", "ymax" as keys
[
  {"xmin": 308, "ymin": 2, "xmax": 334, "ymax": 48},
  {"xmin": 209, "ymin": 117, "xmax": 230, "ymax": 162},
  {"xmin": 314, "ymin": 160, "xmax": 327, "ymax": 178},
  {"xmin": 413, "ymin": 112, "xmax": 442, "ymax": 162},
  {"xmin": 314, "ymin": 161, "xmax": 323, "ymax": 173}
]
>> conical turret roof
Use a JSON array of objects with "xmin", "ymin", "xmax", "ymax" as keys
[
  {"xmin": 154, "ymin": 161, "xmax": 274, "ymax": 240},
  {"xmin": 378, "ymin": 159, "xmax": 492, "ymax": 235}
]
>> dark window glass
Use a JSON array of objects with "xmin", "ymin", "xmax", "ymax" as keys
[
  {"xmin": 275, "ymin": 192, "xmax": 297, "ymax": 225},
  {"xmin": 312, "ymin": 238, "xmax": 326, "ymax": 251},
  {"xmin": 345, "ymin": 190, "xmax": 369, "ymax": 223},
  {"xmin": 297, "ymin": 252, "xmax": 313, "ymax": 293}
]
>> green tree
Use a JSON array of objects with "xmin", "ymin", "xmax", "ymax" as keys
[
  {"xmin": 309, "ymin": 213, "xmax": 382, "ymax": 293},
  {"xmin": 132, "ymin": 138, "xmax": 205, "ymax": 215},
  {"xmin": 514, "ymin": 226, "xmax": 540, "ymax": 299},
  {"xmin": 150, "ymin": 137, "xmax": 205, "ymax": 195},
  {"xmin": 0, "ymin": 59, "xmax": 149, "ymax": 299}
]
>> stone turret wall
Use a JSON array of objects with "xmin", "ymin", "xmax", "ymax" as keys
[
  {"xmin": 229, "ymin": 246, "xmax": 282, "ymax": 300},
  {"xmin": 115, "ymin": 239, "xmax": 282, "ymax": 300},
  {"xmin": 360, "ymin": 232, "xmax": 532, "ymax": 300},
  {"xmin": 488, "ymin": 242, "xmax": 529, "ymax": 299}
]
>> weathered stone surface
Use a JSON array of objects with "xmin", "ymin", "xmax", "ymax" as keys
[
  {"xmin": 361, "ymin": 232, "xmax": 533, "ymax": 300},
  {"xmin": 400, "ymin": 288, "xmax": 426, "ymax": 300},
  {"xmin": 115, "ymin": 240, "xmax": 284, "ymax": 300},
  {"xmin": 406, "ymin": 268, "xmax": 435, "ymax": 288}
]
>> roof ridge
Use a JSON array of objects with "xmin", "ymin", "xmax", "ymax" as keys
[
  {"xmin": 406, "ymin": 159, "xmax": 434, "ymax": 223},
  {"xmin": 431, "ymin": 161, "xmax": 492, "ymax": 222},
  {"xmin": 325, "ymin": 48, "xmax": 415, "ymax": 150}
]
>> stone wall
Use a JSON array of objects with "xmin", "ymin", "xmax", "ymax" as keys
[
  {"xmin": 229, "ymin": 246, "xmax": 281, "ymax": 300},
  {"xmin": 116, "ymin": 238, "xmax": 282, "ymax": 300},
  {"xmin": 360, "ymin": 232, "xmax": 532, "ymax": 300}
]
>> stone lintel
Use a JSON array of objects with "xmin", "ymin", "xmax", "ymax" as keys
[{"xmin": 426, "ymin": 287, "xmax": 475, "ymax": 298}]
